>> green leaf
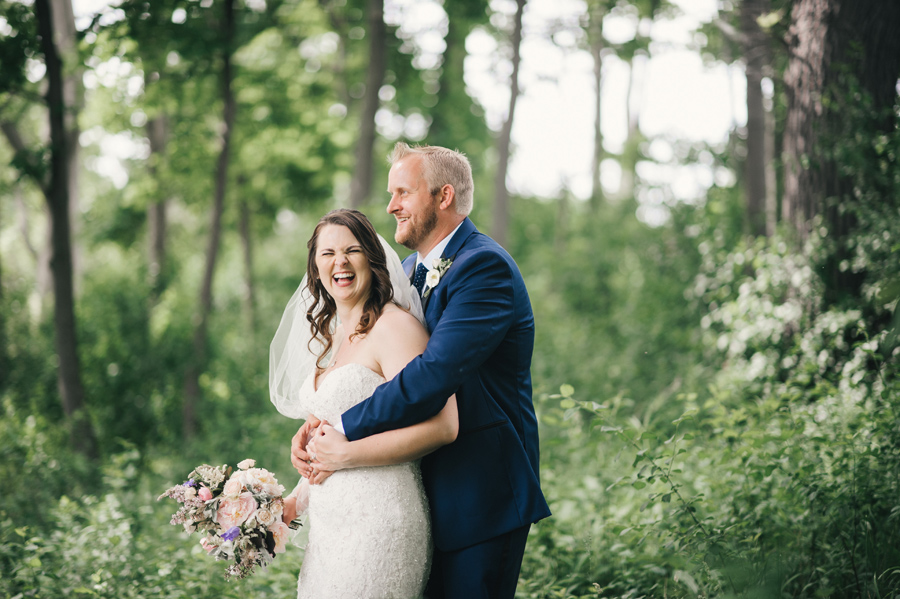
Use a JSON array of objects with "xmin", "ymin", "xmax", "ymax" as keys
[
  {"xmin": 559, "ymin": 398, "xmax": 576, "ymax": 409},
  {"xmin": 559, "ymin": 384, "xmax": 575, "ymax": 398}
]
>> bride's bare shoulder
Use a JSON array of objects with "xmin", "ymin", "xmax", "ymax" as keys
[
  {"xmin": 372, "ymin": 304, "xmax": 427, "ymax": 342},
  {"xmin": 370, "ymin": 305, "xmax": 428, "ymax": 376}
]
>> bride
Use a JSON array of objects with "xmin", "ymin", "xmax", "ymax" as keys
[{"xmin": 269, "ymin": 208, "xmax": 458, "ymax": 598}]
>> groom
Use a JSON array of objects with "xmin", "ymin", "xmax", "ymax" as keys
[{"xmin": 294, "ymin": 142, "xmax": 550, "ymax": 598}]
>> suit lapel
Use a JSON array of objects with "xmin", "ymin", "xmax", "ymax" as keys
[{"xmin": 422, "ymin": 218, "xmax": 477, "ymax": 312}]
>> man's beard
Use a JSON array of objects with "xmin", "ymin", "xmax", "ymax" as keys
[{"xmin": 396, "ymin": 201, "xmax": 439, "ymax": 250}]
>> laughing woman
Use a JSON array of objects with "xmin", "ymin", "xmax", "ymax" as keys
[{"xmin": 269, "ymin": 209, "xmax": 458, "ymax": 598}]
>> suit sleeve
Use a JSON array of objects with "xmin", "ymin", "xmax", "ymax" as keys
[{"xmin": 342, "ymin": 249, "xmax": 515, "ymax": 440}]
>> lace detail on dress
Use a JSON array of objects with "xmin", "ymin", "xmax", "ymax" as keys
[{"xmin": 293, "ymin": 363, "xmax": 432, "ymax": 599}]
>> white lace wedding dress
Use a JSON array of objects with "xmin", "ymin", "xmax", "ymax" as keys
[{"xmin": 294, "ymin": 362, "xmax": 431, "ymax": 598}]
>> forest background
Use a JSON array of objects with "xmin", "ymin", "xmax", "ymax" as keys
[{"xmin": 1, "ymin": 0, "xmax": 900, "ymax": 597}]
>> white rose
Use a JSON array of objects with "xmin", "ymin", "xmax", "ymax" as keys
[
  {"xmin": 425, "ymin": 269, "xmax": 441, "ymax": 289},
  {"xmin": 241, "ymin": 468, "xmax": 276, "ymax": 487},
  {"xmin": 262, "ymin": 483, "xmax": 285, "ymax": 497},
  {"xmin": 183, "ymin": 487, "xmax": 197, "ymax": 500},
  {"xmin": 223, "ymin": 477, "xmax": 243, "ymax": 497},
  {"xmin": 237, "ymin": 459, "xmax": 256, "ymax": 470},
  {"xmin": 255, "ymin": 508, "xmax": 276, "ymax": 526}
]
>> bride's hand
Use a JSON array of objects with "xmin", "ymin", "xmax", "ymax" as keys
[
  {"xmin": 309, "ymin": 423, "xmax": 352, "ymax": 472},
  {"xmin": 290, "ymin": 416, "xmax": 322, "ymax": 476}
]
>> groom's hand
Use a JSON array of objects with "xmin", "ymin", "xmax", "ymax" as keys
[
  {"xmin": 310, "ymin": 424, "xmax": 351, "ymax": 472},
  {"xmin": 290, "ymin": 416, "xmax": 321, "ymax": 477}
]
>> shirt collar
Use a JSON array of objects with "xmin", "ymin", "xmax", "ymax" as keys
[{"xmin": 416, "ymin": 221, "xmax": 464, "ymax": 270}]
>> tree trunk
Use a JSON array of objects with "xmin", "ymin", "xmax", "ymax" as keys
[
  {"xmin": 764, "ymin": 81, "xmax": 777, "ymax": 237},
  {"xmin": 617, "ymin": 56, "xmax": 644, "ymax": 201},
  {"xmin": 782, "ymin": 0, "xmax": 900, "ymax": 239},
  {"xmin": 183, "ymin": 0, "xmax": 236, "ymax": 438},
  {"xmin": 491, "ymin": 0, "xmax": 526, "ymax": 249},
  {"xmin": 429, "ymin": 15, "xmax": 465, "ymax": 149},
  {"xmin": 782, "ymin": 0, "xmax": 900, "ymax": 303},
  {"xmin": 741, "ymin": 0, "xmax": 772, "ymax": 237},
  {"xmin": 589, "ymin": 2, "xmax": 605, "ymax": 211},
  {"xmin": 238, "ymin": 198, "xmax": 256, "ymax": 333},
  {"xmin": 146, "ymin": 112, "xmax": 168, "ymax": 297},
  {"xmin": 348, "ymin": 0, "xmax": 385, "ymax": 207},
  {"xmin": 319, "ymin": 0, "xmax": 350, "ymax": 107},
  {"xmin": 35, "ymin": 0, "xmax": 98, "ymax": 458},
  {"xmin": 427, "ymin": 1, "xmax": 489, "ymax": 156},
  {"xmin": 51, "ymin": 0, "xmax": 82, "ymax": 289}
]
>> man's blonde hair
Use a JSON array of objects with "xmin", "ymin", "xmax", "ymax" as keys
[{"xmin": 389, "ymin": 142, "xmax": 474, "ymax": 216}]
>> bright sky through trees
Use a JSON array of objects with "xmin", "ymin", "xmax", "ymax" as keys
[{"xmin": 72, "ymin": 0, "xmax": 745, "ymax": 219}]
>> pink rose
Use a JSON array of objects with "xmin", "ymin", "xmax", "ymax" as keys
[
  {"xmin": 198, "ymin": 486, "xmax": 213, "ymax": 502},
  {"xmin": 216, "ymin": 492, "xmax": 258, "ymax": 529},
  {"xmin": 269, "ymin": 520, "xmax": 290, "ymax": 554},
  {"xmin": 200, "ymin": 536, "xmax": 216, "ymax": 553},
  {"xmin": 222, "ymin": 477, "xmax": 243, "ymax": 498}
]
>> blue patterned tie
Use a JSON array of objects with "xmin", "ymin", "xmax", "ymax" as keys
[{"xmin": 413, "ymin": 263, "xmax": 428, "ymax": 297}]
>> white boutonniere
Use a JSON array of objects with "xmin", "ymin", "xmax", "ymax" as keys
[{"xmin": 423, "ymin": 257, "xmax": 453, "ymax": 299}]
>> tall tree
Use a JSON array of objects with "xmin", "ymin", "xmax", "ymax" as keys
[
  {"xmin": 238, "ymin": 195, "xmax": 256, "ymax": 333},
  {"xmin": 491, "ymin": 0, "xmax": 526, "ymax": 248},
  {"xmin": 146, "ymin": 110, "xmax": 169, "ymax": 296},
  {"xmin": 587, "ymin": 0, "xmax": 610, "ymax": 211},
  {"xmin": 0, "ymin": 0, "xmax": 98, "ymax": 457},
  {"xmin": 183, "ymin": 0, "xmax": 237, "ymax": 437},
  {"xmin": 348, "ymin": 0, "xmax": 386, "ymax": 207},
  {"xmin": 782, "ymin": 0, "xmax": 900, "ymax": 239},
  {"xmin": 615, "ymin": 0, "xmax": 661, "ymax": 201},
  {"xmin": 740, "ymin": 0, "xmax": 775, "ymax": 237},
  {"xmin": 426, "ymin": 0, "xmax": 491, "ymax": 157}
]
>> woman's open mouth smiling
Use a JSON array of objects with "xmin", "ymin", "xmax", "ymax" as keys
[{"xmin": 333, "ymin": 272, "xmax": 355, "ymax": 287}]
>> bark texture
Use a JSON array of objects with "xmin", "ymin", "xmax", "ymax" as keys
[
  {"xmin": 239, "ymin": 198, "xmax": 256, "ymax": 333},
  {"xmin": 146, "ymin": 112, "xmax": 168, "ymax": 296},
  {"xmin": 741, "ymin": 0, "xmax": 774, "ymax": 237},
  {"xmin": 183, "ymin": 0, "xmax": 236, "ymax": 437},
  {"xmin": 589, "ymin": 2, "xmax": 605, "ymax": 211},
  {"xmin": 35, "ymin": 0, "xmax": 98, "ymax": 458},
  {"xmin": 348, "ymin": 0, "xmax": 385, "ymax": 207},
  {"xmin": 782, "ymin": 0, "xmax": 900, "ymax": 239},
  {"xmin": 491, "ymin": 0, "xmax": 526, "ymax": 248}
]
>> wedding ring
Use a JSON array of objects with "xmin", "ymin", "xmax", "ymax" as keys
[{"xmin": 309, "ymin": 451, "xmax": 317, "ymax": 461}]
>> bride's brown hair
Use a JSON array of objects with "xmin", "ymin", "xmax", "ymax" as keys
[{"xmin": 305, "ymin": 209, "xmax": 395, "ymax": 367}]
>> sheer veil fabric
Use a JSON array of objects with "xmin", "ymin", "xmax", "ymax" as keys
[{"xmin": 270, "ymin": 234, "xmax": 423, "ymax": 420}]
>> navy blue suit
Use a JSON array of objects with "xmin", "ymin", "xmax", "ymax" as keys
[{"xmin": 342, "ymin": 218, "xmax": 550, "ymax": 590}]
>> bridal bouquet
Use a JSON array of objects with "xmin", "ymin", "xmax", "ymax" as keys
[{"xmin": 158, "ymin": 459, "xmax": 298, "ymax": 579}]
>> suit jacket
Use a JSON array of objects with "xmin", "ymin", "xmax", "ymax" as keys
[{"xmin": 342, "ymin": 218, "xmax": 551, "ymax": 552}]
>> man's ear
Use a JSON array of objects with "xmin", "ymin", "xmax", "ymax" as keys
[{"xmin": 438, "ymin": 184, "xmax": 455, "ymax": 210}]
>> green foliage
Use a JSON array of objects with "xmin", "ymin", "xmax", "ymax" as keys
[
  {"xmin": 512, "ymin": 195, "xmax": 706, "ymax": 414},
  {"xmin": 2, "ymin": 0, "xmax": 899, "ymax": 595}
]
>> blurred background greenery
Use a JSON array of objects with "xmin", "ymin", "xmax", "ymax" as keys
[{"xmin": 2, "ymin": 0, "xmax": 899, "ymax": 596}]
